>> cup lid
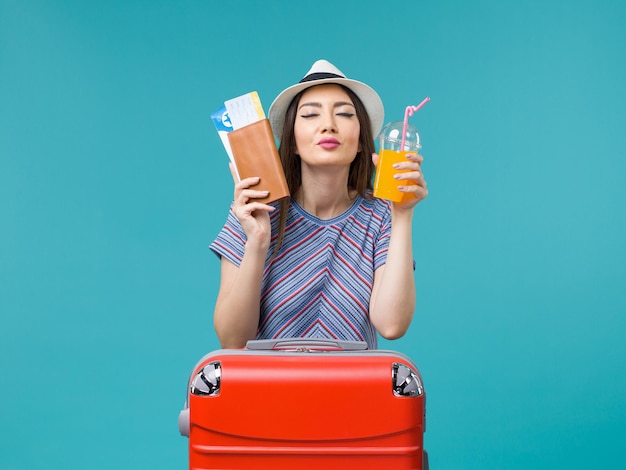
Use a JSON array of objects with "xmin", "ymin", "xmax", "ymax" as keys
[{"xmin": 378, "ymin": 121, "xmax": 420, "ymax": 149}]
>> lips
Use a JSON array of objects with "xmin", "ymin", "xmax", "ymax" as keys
[{"xmin": 317, "ymin": 138, "xmax": 340, "ymax": 150}]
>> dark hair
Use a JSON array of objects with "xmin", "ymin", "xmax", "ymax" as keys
[{"xmin": 272, "ymin": 84, "xmax": 376, "ymax": 256}]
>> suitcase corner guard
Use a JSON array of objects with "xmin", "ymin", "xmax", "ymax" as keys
[
  {"xmin": 392, "ymin": 362, "xmax": 424, "ymax": 397},
  {"xmin": 190, "ymin": 361, "xmax": 221, "ymax": 396}
]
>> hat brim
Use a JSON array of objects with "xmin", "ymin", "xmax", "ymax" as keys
[{"xmin": 268, "ymin": 77, "xmax": 384, "ymax": 142}]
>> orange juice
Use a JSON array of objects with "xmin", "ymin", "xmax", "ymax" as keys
[{"xmin": 373, "ymin": 149, "xmax": 412, "ymax": 202}]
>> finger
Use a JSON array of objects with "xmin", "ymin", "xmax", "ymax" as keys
[
  {"xmin": 394, "ymin": 170, "xmax": 423, "ymax": 183},
  {"xmin": 238, "ymin": 176, "xmax": 260, "ymax": 188},
  {"xmin": 238, "ymin": 201, "xmax": 276, "ymax": 216},
  {"xmin": 398, "ymin": 184, "xmax": 428, "ymax": 201},
  {"xmin": 398, "ymin": 179, "xmax": 428, "ymax": 193},
  {"xmin": 241, "ymin": 189, "xmax": 271, "ymax": 202},
  {"xmin": 406, "ymin": 153, "xmax": 424, "ymax": 165},
  {"xmin": 393, "ymin": 160, "xmax": 421, "ymax": 172},
  {"xmin": 228, "ymin": 162, "xmax": 240, "ymax": 183},
  {"xmin": 234, "ymin": 176, "xmax": 262, "ymax": 196},
  {"xmin": 371, "ymin": 152, "xmax": 380, "ymax": 167}
]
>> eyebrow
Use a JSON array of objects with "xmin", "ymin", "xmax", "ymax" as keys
[{"xmin": 298, "ymin": 101, "xmax": 356, "ymax": 110}]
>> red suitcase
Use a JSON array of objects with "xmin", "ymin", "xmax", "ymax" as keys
[{"xmin": 179, "ymin": 338, "xmax": 427, "ymax": 469}]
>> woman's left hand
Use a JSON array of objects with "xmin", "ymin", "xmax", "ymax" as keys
[{"xmin": 372, "ymin": 152, "xmax": 428, "ymax": 211}]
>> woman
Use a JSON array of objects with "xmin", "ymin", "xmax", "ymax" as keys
[{"xmin": 210, "ymin": 60, "xmax": 428, "ymax": 349}]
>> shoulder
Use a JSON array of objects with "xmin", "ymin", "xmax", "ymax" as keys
[{"xmin": 353, "ymin": 193, "xmax": 391, "ymax": 220}]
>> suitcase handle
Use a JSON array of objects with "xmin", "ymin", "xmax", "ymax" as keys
[{"xmin": 246, "ymin": 338, "xmax": 368, "ymax": 352}]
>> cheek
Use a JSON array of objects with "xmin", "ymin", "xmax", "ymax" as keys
[
  {"xmin": 348, "ymin": 128, "xmax": 362, "ymax": 153},
  {"xmin": 294, "ymin": 115, "xmax": 312, "ymax": 134},
  {"xmin": 293, "ymin": 122, "xmax": 305, "ymax": 154},
  {"xmin": 293, "ymin": 130, "xmax": 305, "ymax": 155}
]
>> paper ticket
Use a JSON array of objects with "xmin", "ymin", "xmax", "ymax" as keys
[{"xmin": 224, "ymin": 91, "xmax": 266, "ymax": 130}]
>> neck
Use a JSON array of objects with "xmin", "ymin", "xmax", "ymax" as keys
[{"xmin": 295, "ymin": 168, "xmax": 355, "ymax": 219}]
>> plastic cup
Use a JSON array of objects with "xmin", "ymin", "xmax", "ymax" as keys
[{"xmin": 373, "ymin": 121, "xmax": 421, "ymax": 202}]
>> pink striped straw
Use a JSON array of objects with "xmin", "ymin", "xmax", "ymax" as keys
[{"xmin": 401, "ymin": 97, "xmax": 430, "ymax": 150}]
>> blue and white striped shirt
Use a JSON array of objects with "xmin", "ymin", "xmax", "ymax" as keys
[{"xmin": 210, "ymin": 194, "xmax": 392, "ymax": 349}]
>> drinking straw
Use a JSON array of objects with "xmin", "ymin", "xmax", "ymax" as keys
[{"xmin": 401, "ymin": 97, "xmax": 430, "ymax": 150}]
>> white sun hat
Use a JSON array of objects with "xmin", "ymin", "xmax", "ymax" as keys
[{"xmin": 268, "ymin": 59, "xmax": 384, "ymax": 141}]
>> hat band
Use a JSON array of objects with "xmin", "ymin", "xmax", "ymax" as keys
[{"xmin": 299, "ymin": 72, "xmax": 345, "ymax": 83}]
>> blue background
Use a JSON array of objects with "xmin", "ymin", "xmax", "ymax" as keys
[{"xmin": 2, "ymin": 0, "xmax": 625, "ymax": 468}]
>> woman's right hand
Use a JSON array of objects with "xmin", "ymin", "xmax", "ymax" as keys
[{"xmin": 229, "ymin": 163, "xmax": 275, "ymax": 249}]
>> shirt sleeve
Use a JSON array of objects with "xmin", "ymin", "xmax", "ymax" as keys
[
  {"xmin": 373, "ymin": 200, "xmax": 392, "ymax": 271},
  {"xmin": 209, "ymin": 207, "xmax": 247, "ymax": 267}
]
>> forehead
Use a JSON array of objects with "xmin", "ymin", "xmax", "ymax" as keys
[{"xmin": 298, "ymin": 83, "xmax": 354, "ymax": 105}]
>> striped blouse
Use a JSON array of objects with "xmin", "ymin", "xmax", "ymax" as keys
[{"xmin": 210, "ymin": 194, "xmax": 392, "ymax": 349}]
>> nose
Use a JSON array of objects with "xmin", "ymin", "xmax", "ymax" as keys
[{"xmin": 320, "ymin": 110, "xmax": 337, "ymax": 133}]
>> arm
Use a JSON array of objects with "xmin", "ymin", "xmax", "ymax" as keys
[
  {"xmin": 369, "ymin": 152, "xmax": 428, "ymax": 339},
  {"xmin": 214, "ymin": 242, "xmax": 268, "ymax": 348},
  {"xmin": 369, "ymin": 209, "xmax": 416, "ymax": 339},
  {"xmin": 213, "ymin": 164, "xmax": 275, "ymax": 348}
]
